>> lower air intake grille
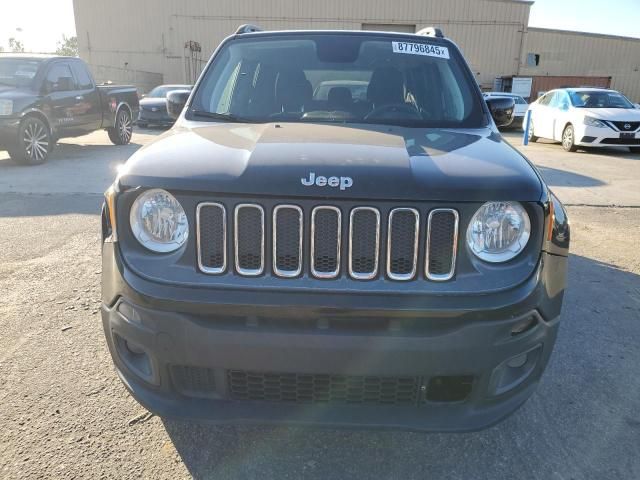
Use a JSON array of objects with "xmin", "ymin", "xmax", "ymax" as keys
[
  {"xmin": 227, "ymin": 370, "xmax": 420, "ymax": 405},
  {"xmin": 171, "ymin": 365, "xmax": 217, "ymax": 398}
]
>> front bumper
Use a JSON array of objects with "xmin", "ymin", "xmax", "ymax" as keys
[
  {"xmin": 0, "ymin": 117, "xmax": 21, "ymax": 149},
  {"xmin": 575, "ymin": 124, "xmax": 640, "ymax": 147},
  {"xmin": 137, "ymin": 110, "xmax": 173, "ymax": 126},
  {"xmin": 101, "ymin": 241, "xmax": 567, "ymax": 432}
]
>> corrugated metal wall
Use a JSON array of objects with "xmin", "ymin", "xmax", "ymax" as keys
[
  {"xmin": 522, "ymin": 28, "xmax": 640, "ymax": 101},
  {"xmin": 72, "ymin": 0, "xmax": 530, "ymax": 90}
]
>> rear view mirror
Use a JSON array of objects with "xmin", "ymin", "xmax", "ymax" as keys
[
  {"xmin": 166, "ymin": 90, "xmax": 191, "ymax": 119},
  {"xmin": 485, "ymin": 97, "xmax": 515, "ymax": 127}
]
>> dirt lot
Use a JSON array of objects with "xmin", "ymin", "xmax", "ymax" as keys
[{"xmin": 1, "ymin": 129, "xmax": 639, "ymax": 479}]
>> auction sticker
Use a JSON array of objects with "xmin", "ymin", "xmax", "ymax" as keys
[{"xmin": 392, "ymin": 41, "xmax": 450, "ymax": 59}]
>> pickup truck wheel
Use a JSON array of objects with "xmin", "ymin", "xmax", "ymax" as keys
[
  {"xmin": 8, "ymin": 116, "xmax": 52, "ymax": 165},
  {"xmin": 562, "ymin": 124, "xmax": 578, "ymax": 152},
  {"xmin": 108, "ymin": 109, "xmax": 133, "ymax": 145}
]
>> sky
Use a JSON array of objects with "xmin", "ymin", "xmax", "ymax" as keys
[
  {"xmin": 0, "ymin": 0, "xmax": 639, "ymax": 53},
  {"xmin": 528, "ymin": 0, "xmax": 640, "ymax": 38}
]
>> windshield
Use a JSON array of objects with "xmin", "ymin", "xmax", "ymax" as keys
[
  {"xmin": 190, "ymin": 33, "xmax": 485, "ymax": 128},
  {"xmin": 569, "ymin": 90, "xmax": 634, "ymax": 109},
  {"xmin": 148, "ymin": 85, "xmax": 191, "ymax": 98},
  {"xmin": 0, "ymin": 58, "xmax": 43, "ymax": 88}
]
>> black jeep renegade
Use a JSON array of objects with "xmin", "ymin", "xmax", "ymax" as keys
[{"xmin": 101, "ymin": 26, "xmax": 569, "ymax": 432}]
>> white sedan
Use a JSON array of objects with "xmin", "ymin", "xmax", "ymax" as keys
[{"xmin": 525, "ymin": 88, "xmax": 640, "ymax": 153}]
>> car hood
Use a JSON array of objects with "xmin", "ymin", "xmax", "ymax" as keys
[
  {"xmin": 0, "ymin": 85, "xmax": 34, "ymax": 100},
  {"xmin": 118, "ymin": 122, "xmax": 544, "ymax": 202},
  {"xmin": 578, "ymin": 107, "xmax": 640, "ymax": 120},
  {"xmin": 140, "ymin": 97, "xmax": 167, "ymax": 108}
]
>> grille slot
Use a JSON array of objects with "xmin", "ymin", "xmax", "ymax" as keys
[
  {"xmin": 387, "ymin": 208, "xmax": 419, "ymax": 280},
  {"xmin": 227, "ymin": 370, "xmax": 420, "ymax": 405},
  {"xmin": 273, "ymin": 205, "xmax": 303, "ymax": 277},
  {"xmin": 311, "ymin": 206, "xmax": 341, "ymax": 278},
  {"xmin": 234, "ymin": 204, "xmax": 265, "ymax": 276},
  {"xmin": 426, "ymin": 209, "xmax": 459, "ymax": 281},
  {"xmin": 171, "ymin": 365, "xmax": 217, "ymax": 399},
  {"xmin": 197, "ymin": 203, "xmax": 227, "ymax": 274},
  {"xmin": 349, "ymin": 207, "xmax": 380, "ymax": 280},
  {"xmin": 609, "ymin": 120, "xmax": 640, "ymax": 131}
]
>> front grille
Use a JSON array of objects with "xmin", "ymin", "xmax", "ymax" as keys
[
  {"xmin": 227, "ymin": 370, "xmax": 420, "ymax": 405},
  {"xmin": 609, "ymin": 121, "xmax": 640, "ymax": 132},
  {"xmin": 311, "ymin": 207, "xmax": 341, "ymax": 278},
  {"xmin": 426, "ymin": 209, "xmax": 458, "ymax": 281},
  {"xmin": 387, "ymin": 208, "xmax": 419, "ymax": 280},
  {"xmin": 600, "ymin": 138, "xmax": 640, "ymax": 145},
  {"xmin": 171, "ymin": 365, "xmax": 217, "ymax": 398},
  {"xmin": 197, "ymin": 202, "xmax": 459, "ymax": 282},
  {"xmin": 234, "ymin": 204, "xmax": 264, "ymax": 275},
  {"xmin": 273, "ymin": 205, "xmax": 303, "ymax": 277},
  {"xmin": 197, "ymin": 203, "xmax": 226, "ymax": 273},
  {"xmin": 349, "ymin": 207, "xmax": 380, "ymax": 279}
]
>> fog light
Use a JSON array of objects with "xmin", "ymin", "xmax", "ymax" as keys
[
  {"xmin": 125, "ymin": 339, "xmax": 145, "ymax": 355},
  {"xmin": 507, "ymin": 353, "xmax": 528, "ymax": 368}
]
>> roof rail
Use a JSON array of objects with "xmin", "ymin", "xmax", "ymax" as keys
[
  {"xmin": 235, "ymin": 24, "xmax": 263, "ymax": 35},
  {"xmin": 416, "ymin": 27, "xmax": 444, "ymax": 38}
]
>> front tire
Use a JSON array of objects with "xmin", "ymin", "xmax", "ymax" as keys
[
  {"xmin": 562, "ymin": 124, "xmax": 578, "ymax": 152},
  {"xmin": 527, "ymin": 120, "xmax": 538, "ymax": 143},
  {"xmin": 108, "ymin": 108, "xmax": 133, "ymax": 145},
  {"xmin": 8, "ymin": 116, "xmax": 52, "ymax": 165}
]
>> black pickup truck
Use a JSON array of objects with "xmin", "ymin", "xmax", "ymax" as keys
[
  {"xmin": 101, "ymin": 26, "xmax": 569, "ymax": 432},
  {"xmin": 0, "ymin": 54, "xmax": 139, "ymax": 165}
]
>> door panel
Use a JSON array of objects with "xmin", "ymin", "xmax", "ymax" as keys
[
  {"xmin": 70, "ymin": 61, "xmax": 102, "ymax": 132},
  {"xmin": 44, "ymin": 62, "xmax": 84, "ymax": 137}
]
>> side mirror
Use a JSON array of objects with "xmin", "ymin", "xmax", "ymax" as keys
[
  {"xmin": 485, "ymin": 97, "xmax": 515, "ymax": 127},
  {"xmin": 166, "ymin": 90, "xmax": 190, "ymax": 119}
]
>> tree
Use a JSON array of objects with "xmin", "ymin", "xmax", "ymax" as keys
[
  {"xmin": 8, "ymin": 38, "xmax": 24, "ymax": 53},
  {"xmin": 55, "ymin": 35, "xmax": 78, "ymax": 57}
]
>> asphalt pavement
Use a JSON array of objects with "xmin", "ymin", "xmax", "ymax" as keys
[{"xmin": 0, "ymin": 128, "xmax": 639, "ymax": 479}]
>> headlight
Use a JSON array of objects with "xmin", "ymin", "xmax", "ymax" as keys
[
  {"xmin": 466, "ymin": 202, "xmax": 531, "ymax": 263},
  {"xmin": 0, "ymin": 99, "xmax": 13, "ymax": 116},
  {"xmin": 583, "ymin": 116, "xmax": 607, "ymax": 128},
  {"xmin": 129, "ymin": 189, "xmax": 188, "ymax": 253}
]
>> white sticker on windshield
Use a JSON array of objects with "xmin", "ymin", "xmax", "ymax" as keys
[{"xmin": 392, "ymin": 41, "xmax": 450, "ymax": 59}]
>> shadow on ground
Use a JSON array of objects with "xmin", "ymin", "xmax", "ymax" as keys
[
  {"xmin": 536, "ymin": 165, "xmax": 605, "ymax": 188},
  {"xmin": 160, "ymin": 254, "xmax": 640, "ymax": 480}
]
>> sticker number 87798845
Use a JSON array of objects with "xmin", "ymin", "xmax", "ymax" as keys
[{"xmin": 391, "ymin": 41, "xmax": 450, "ymax": 59}]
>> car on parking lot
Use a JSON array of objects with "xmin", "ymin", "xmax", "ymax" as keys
[
  {"xmin": 483, "ymin": 92, "xmax": 528, "ymax": 128},
  {"xmin": 137, "ymin": 84, "xmax": 192, "ymax": 128},
  {"xmin": 101, "ymin": 25, "xmax": 569, "ymax": 432},
  {"xmin": 525, "ymin": 87, "xmax": 640, "ymax": 152},
  {"xmin": 0, "ymin": 54, "xmax": 139, "ymax": 165}
]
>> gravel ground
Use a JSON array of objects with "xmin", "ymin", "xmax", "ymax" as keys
[{"xmin": 0, "ymin": 130, "xmax": 639, "ymax": 479}]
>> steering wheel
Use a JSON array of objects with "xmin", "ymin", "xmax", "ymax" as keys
[{"xmin": 364, "ymin": 103, "xmax": 421, "ymax": 120}]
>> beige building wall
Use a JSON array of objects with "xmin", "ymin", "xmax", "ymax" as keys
[
  {"xmin": 521, "ymin": 28, "xmax": 640, "ymax": 101},
  {"xmin": 72, "ymin": 0, "xmax": 531, "ymax": 90}
]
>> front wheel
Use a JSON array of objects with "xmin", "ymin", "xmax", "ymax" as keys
[
  {"xmin": 562, "ymin": 124, "xmax": 578, "ymax": 152},
  {"xmin": 108, "ymin": 109, "xmax": 133, "ymax": 145},
  {"xmin": 527, "ymin": 120, "xmax": 538, "ymax": 143},
  {"xmin": 8, "ymin": 116, "xmax": 52, "ymax": 165}
]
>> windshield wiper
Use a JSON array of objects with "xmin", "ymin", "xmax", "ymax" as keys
[{"xmin": 189, "ymin": 110, "xmax": 257, "ymax": 123}]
